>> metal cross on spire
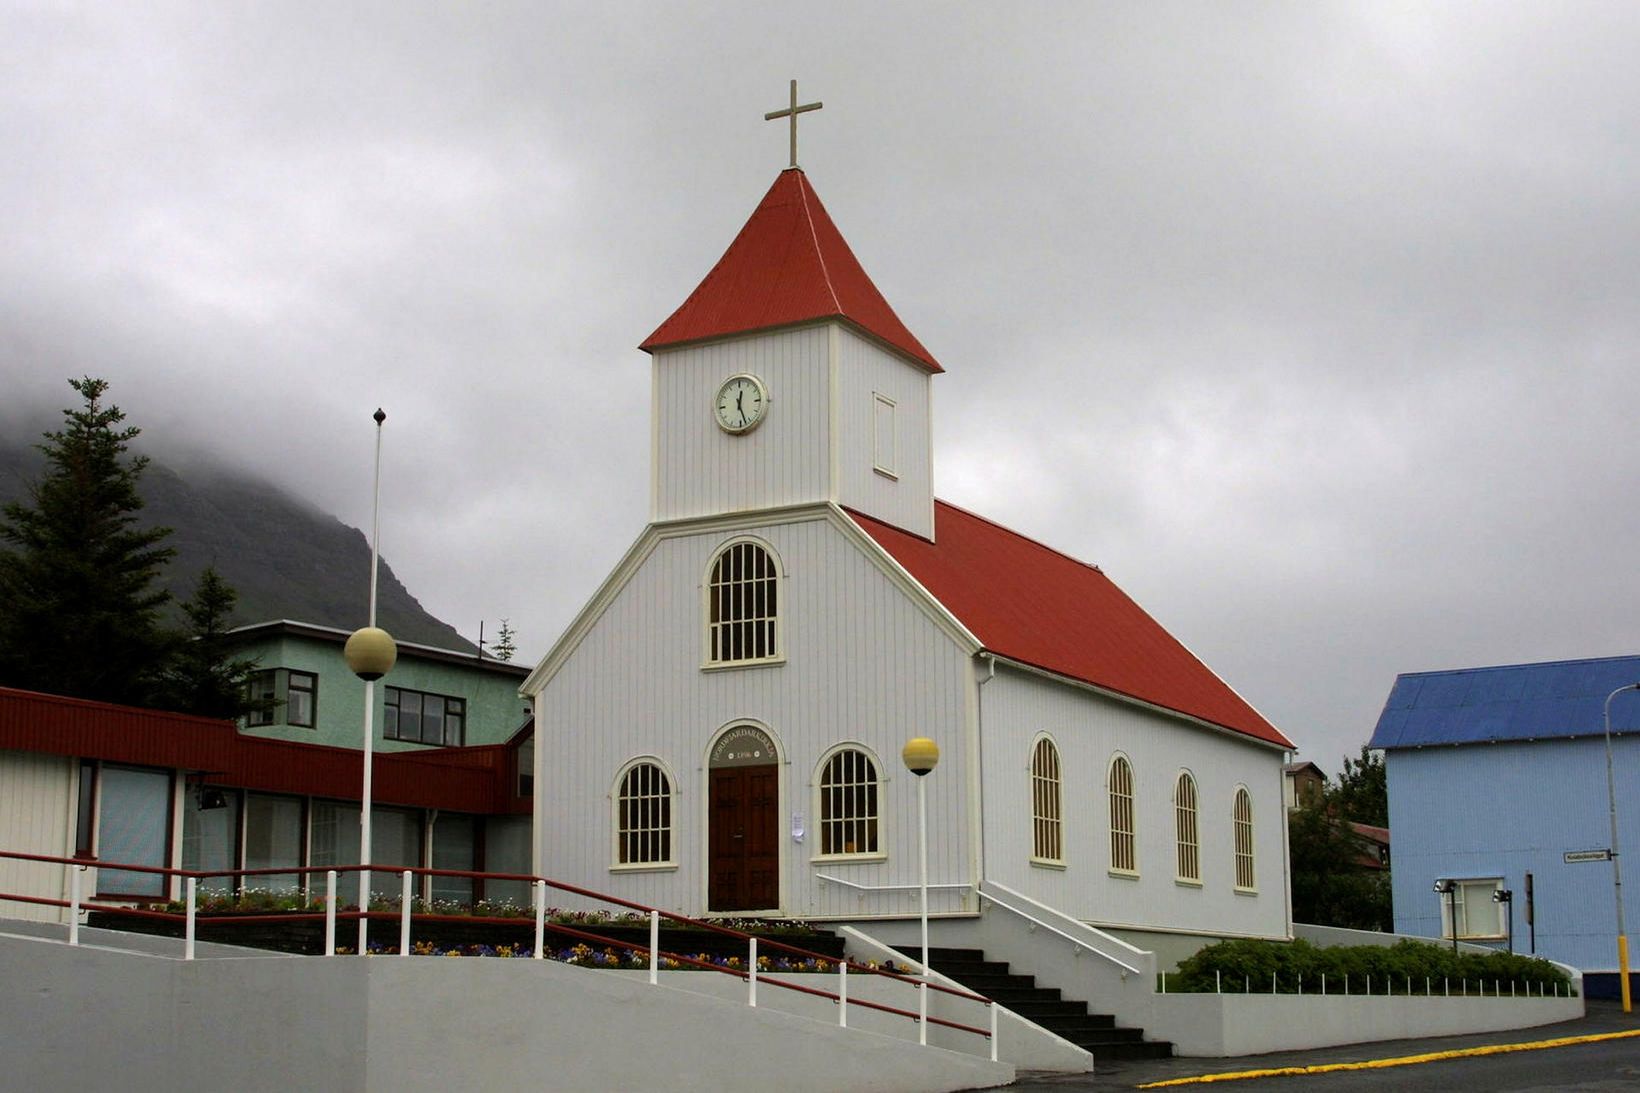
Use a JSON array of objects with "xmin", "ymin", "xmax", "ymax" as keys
[{"xmin": 764, "ymin": 79, "xmax": 822, "ymax": 169}]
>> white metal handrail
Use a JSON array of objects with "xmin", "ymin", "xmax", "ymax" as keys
[
  {"xmin": 978, "ymin": 882, "xmax": 1144, "ymax": 978},
  {"xmin": 815, "ymin": 874, "xmax": 972, "ymax": 894}
]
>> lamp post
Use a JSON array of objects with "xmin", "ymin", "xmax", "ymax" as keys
[
  {"xmin": 1491, "ymin": 888, "xmax": 1513, "ymax": 955},
  {"xmin": 344, "ymin": 409, "xmax": 396, "ymax": 953},
  {"xmin": 1603, "ymin": 682, "xmax": 1640, "ymax": 1012},
  {"xmin": 1433, "ymin": 879, "xmax": 1457, "ymax": 954},
  {"xmin": 902, "ymin": 737, "xmax": 939, "ymax": 1047}
]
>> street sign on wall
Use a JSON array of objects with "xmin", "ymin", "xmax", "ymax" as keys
[{"xmin": 1565, "ymin": 848, "xmax": 1614, "ymax": 863}]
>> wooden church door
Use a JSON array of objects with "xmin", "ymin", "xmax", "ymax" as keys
[{"xmin": 708, "ymin": 725, "xmax": 779, "ymax": 912}]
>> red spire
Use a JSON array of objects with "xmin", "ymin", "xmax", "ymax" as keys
[{"xmin": 641, "ymin": 169, "xmax": 941, "ymax": 373}]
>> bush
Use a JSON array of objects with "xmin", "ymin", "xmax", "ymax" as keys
[{"xmin": 1169, "ymin": 938, "xmax": 1573, "ymax": 996}]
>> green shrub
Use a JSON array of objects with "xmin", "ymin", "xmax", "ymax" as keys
[{"xmin": 1169, "ymin": 937, "xmax": 1573, "ymax": 996}]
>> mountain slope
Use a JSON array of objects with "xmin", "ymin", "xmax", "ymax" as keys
[{"xmin": 0, "ymin": 437, "xmax": 476, "ymax": 652}]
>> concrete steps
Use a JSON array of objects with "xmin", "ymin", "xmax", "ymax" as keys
[{"xmin": 929, "ymin": 945, "xmax": 1172, "ymax": 1061}]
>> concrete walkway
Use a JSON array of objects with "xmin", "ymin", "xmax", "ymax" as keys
[{"xmin": 1009, "ymin": 999, "xmax": 1640, "ymax": 1090}]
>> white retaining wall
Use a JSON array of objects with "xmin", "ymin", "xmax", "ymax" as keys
[
  {"xmin": 0, "ymin": 923, "xmax": 1012, "ymax": 1092},
  {"xmin": 1137, "ymin": 991, "xmax": 1583, "ymax": 1057}
]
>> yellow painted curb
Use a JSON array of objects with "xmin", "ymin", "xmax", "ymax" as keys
[{"xmin": 1135, "ymin": 1027, "xmax": 1640, "ymax": 1087}]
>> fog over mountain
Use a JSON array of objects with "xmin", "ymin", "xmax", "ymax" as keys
[{"xmin": 0, "ymin": 432, "xmax": 476, "ymax": 652}]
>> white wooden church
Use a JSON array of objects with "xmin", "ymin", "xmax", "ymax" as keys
[{"xmin": 521, "ymin": 124, "xmax": 1295, "ymax": 957}]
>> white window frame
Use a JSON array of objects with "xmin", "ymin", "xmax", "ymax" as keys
[
  {"xmin": 611, "ymin": 757, "xmax": 678, "ymax": 872},
  {"xmin": 1174, "ymin": 771, "xmax": 1201, "ymax": 885},
  {"xmin": 1030, "ymin": 735, "xmax": 1064, "ymax": 867},
  {"xmin": 1439, "ymin": 877, "xmax": 1505, "ymax": 940},
  {"xmin": 1233, "ymin": 785, "xmax": 1257, "ymax": 892},
  {"xmin": 1107, "ymin": 753, "xmax": 1138, "ymax": 877},
  {"xmin": 702, "ymin": 537, "xmax": 785, "ymax": 669},
  {"xmin": 872, "ymin": 392, "xmax": 898, "ymax": 479},
  {"xmin": 812, "ymin": 744, "xmax": 887, "ymax": 862}
]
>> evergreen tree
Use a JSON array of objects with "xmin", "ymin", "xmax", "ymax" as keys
[
  {"xmin": 0, "ymin": 378, "xmax": 175, "ymax": 706},
  {"xmin": 156, "ymin": 566, "xmax": 272, "ymax": 720},
  {"xmin": 1287, "ymin": 800, "xmax": 1393, "ymax": 930},
  {"xmin": 489, "ymin": 618, "xmax": 517, "ymax": 662}
]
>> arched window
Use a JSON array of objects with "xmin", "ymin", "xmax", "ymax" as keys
[
  {"xmin": 1174, "ymin": 772, "xmax": 1200, "ymax": 882},
  {"xmin": 1030, "ymin": 737, "xmax": 1063, "ymax": 863},
  {"xmin": 615, "ymin": 761, "xmax": 673, "ymax": 866},
  {"xmin": 707, "ymin": 540, "xmax": 780, "ymax": 664},
  {"xmin": 1233, "ymin": 787, "xmax": 1256, "ymax": 890},
  {"xmin": 1108, "ymin": 755, "xmax": 1136, "ymax": 874},
  {"xmin": 818, "ymin": 747, "xmax": 881, "ymax": 856}
]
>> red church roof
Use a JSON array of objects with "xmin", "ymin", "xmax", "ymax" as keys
[
  {"xmin": 848, "ymin": 502, "xmax": 1293, "ymax": 749},
  {"xmin": 641, "ymin": 168, "xmax": 942, "ymax": 373}
]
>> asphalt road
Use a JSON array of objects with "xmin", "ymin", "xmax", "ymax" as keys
[{"xmin": 1009, "ymin": 1000, "xmax": 1640, "ymax": 1091}]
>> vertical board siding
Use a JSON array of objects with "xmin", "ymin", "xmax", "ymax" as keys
[
  {"xmin": 1388, "ymin": 739, "xmax": 1638, "ymax": 973},
  {"xmin": 834, "ymin": 328, "xmax": 933, "ymax": 538},
  {"xmin": 0, "ymin": 750, "xmax": 74, "ymax": 922},
  {"xmin": 980, "ymin": 666, "xmax": 1288, "ymax": 939},
  {"xmin": 537, "ymin": 514, "xmax": 974, "ymax": 919},
  {"xmin": 653, "ymin": 329, "xmax": 831, "ymax": 522}
]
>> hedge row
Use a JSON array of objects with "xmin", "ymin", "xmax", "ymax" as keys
[{"xmin": 1169, "ymin": 938, "xmax": 1574, "ymax": 995}]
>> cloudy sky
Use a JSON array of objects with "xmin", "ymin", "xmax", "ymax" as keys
[{"xmin": 4, "ymin": 2, "xmax": 1636, "ymax": 770}]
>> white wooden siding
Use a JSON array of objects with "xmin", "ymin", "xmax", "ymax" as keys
[
  {"xmin": 979, "ymin": 666, "xmax": 1290, "ymax": 940},
  {"xmin": 835, "ymin": 327, "xmax": 933, "ymax": 538},
  {"xmin": 0, "ymin": 749, "xmax": 75, "ymax": 923},
  {"xmin": 652, "ymin": 327, "xmax": 832, "ymax": 522},
  {"xmin": 534, "ymin": 514, "xmax": 975, "ymax": 919}
]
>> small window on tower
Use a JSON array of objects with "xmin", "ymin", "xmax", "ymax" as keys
[{"xmin": 872, "ymin": 393, "xmax": 897, "ymax": 478}]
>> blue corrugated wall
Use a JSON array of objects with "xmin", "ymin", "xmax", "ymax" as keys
[{"xmin": 1388, "ymin": 736, "xmax": 1640, "ymax": 974}]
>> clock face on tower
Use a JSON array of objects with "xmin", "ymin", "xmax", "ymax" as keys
[{"xmin": 714, "ymin": 373, "xmax": 769, "ymax": 434}]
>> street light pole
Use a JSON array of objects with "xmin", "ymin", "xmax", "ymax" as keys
[
  {"xmin": 344, "ymin": 409, "xmax": 396, "ymax": 954},
  {"xmin": 1603, "ymin": 682, "xmax": 1640, "ymax": 1013},
  {"xmin": 902, "ymin": 738, "xmax": 940, "ymax": 1047}
]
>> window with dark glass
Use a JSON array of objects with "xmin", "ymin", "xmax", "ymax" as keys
[
  {"xmin": 707, "ymin": 540, "xmax": 779, "ymax": 664},
  {"xmin": 245, "ymin": 668, "xmax": 317, "ymax": 728},
  {"xmin": 616, "ymin": 762, "xmax": 672, "ymax": 866},
  {"xmin": 819, "ymin": 748, "xmax": 880, "ymax": 856},
  {"xmin": 385, "ymin": 686, "xmax": 465, "ymax": 746}
]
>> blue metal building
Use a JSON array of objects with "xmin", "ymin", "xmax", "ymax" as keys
[{"xmin": 1370, "ymin": 655, "xmax": 1640, "ymax": 996}]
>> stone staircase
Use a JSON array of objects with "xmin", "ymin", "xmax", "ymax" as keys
[{"xmin": 928, "ymin": 946, "xmax": 1171, "ymax": 1061}]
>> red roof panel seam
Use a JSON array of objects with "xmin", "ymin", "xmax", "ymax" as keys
[{"xmin": 795, "ymin": 172, "xmax": 844, "ymax": 316}]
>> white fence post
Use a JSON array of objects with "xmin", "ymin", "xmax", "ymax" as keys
[
  {"xmin": 184, "ymin": 876, "xmax": 197, "ymax": 961},
  {"xmin": 1321, "ymin": 973, "xmax": 1326, "ymax": 996},
  {"xmin": 68, "ymin": 864, "xmax": 83, "ymax": 946},
  {"xmin": 839, "ymin": 961, "xmax": 848, "ymax": 1028},
  {"xmin": 649, "ymin": 910, "xmax": 659, "ymax": 985},
  {"xmin": 919, "ymin": 981, "xmax": 928, "ymax": 1046},
  {"xmin": 532, "ymin": 880, "xmax": 545, "ymax": 959},
  {"xmin": 324, "ymin": 871, "xmax": 337, "ymax": 955},
  {"xmin": 989, "ymin": 1001, "xmax": 998, "ymax": 1062},
  {"xmin": 1215, "ymin": 969, "xmax": 1221, "ymax": 993},
  {"xmin": 534, "ymin": 879, "xmax": 547, "ymax": 951},
  {"xmin": 398, "ymin": 870, "xmax": 412, "ymax": 955},
  {"xmin": 748, "ymin": 937, "xmax": 758, "ymax": 1007}
]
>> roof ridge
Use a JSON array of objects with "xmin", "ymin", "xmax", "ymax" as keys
[
  {"xmin": 792, "ymin": 170, "xmax": 843, "ymax": 316},
  {"xmin": 1398, "ymin": 653, "xmax": 1640, "ymax": 679},
  {"xmin": 931, "ymin": 498, "xmax": 1104, "ymax": 574}
]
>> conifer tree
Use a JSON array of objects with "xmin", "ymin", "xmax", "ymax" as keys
[
  {"xmin": 490, "ymin": 618, "xmax": 517, "ymax": 662},
  {"xmin": 157, "ymin": 565, "xmax": 273, "ymax": 720},
  {"xmin": 0, "ymin": 377, "xmax": 175, "ymax": 705}
]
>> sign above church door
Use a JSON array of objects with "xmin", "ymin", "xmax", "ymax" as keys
[{"xmin": 711, "ymin": 724, "xmax": 777, "ymax": 768}]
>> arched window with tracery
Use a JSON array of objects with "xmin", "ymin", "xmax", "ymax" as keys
[
  {"xmin": 818, "ymin": 747, "xmax": 881, "ymax": 856},
  {"xmin": 614, "ymin": 760, "xmax": 673, "ymax": 866},
  {"xmin": 1174, "ymin": 771, "xmax": 1200, "ymax": 882},
  {"xmin": 1108, "ymin": 755, "xmax": 1136, "ymax": 874},
  {"xmin": 706, "ymin": 539, "xmax": 780, "ymax": 665},
  {"xmin": 1233, "ymin": 786, "xmax": 1256, "ymax": 891},
  {"xmin": 1030, "ymin": 737, "xmax": 1063, "ymax": 863}
]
